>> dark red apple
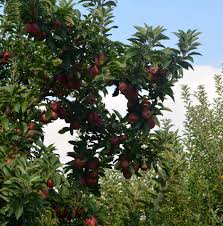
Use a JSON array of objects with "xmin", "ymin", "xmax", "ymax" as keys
[
  {"xmin": 119, "ymin": 134, "xmax": 128, "ymax": 142},
  {"xmin": 142, "ymin": 110, "xmax": 152, "ymax": 120},
  {"xmin": 118, "ymin": 82, "xmax": 129, "ymax": 94},
  {"xmin": 50, "ymin": 101, "xmax": 60, "ymax": 112},
  {"xmin": 47, "ymin": 179, "xmax": 54, "ymax": 188},
  {"xmin": 73, "ymin": 158, "xmax": 86, "ymax": 169},
  {"xmin": 57, "ymin": 106, "xmax": 66, "ymax": 119},
  {"xmin": 1, "ymin": 51, "xmax": 12, "ymax": 60},
  {"xmin": 40, "ymin": 113, "xmax": 49, "ymax": 124},
  {"xmin": 87, "ymin": 112, "xmax": 101, "ymax": 125},
  {"xmin": 122, "ymin": 169, "xmax": 132, "ymax": 179},
  {"xmin": 70, "ymin": 121, "xmax": 81, "ymax": 130},
  {"xmin": 80, "ymin": 177, "xmax": 87, "ymax": 186},
  {"xmin": 128, "ymin": 113, "xmax": 139, "ymax": 124},
  {"xmin": 142, "ymin": 99, "xmax": 151, "ymax": 109},
  {"xmin": 27, "ymin": 122, "xmax": 36, "ymax": 130},
  {"xmin": 25, "ymin": 22, "xmax": 41, "ymax": 35},
  {"xmin": 125, "ymin": 87, "xmax": 138, "ymax": 102},
  {"xmin": 87, "ymin": 94, "xmax": 96, "ymax": 104},
  {"xmin": 86, "ymin": 157, "xmax": 99, "ymax": 170},
  {"xmin": 89, "ymin": 64, "xmax": 100, "ymax": 78},
  {"xmin": 39, "ymin": 189, "xmax": 49, "ymax": 199},
  {"xmin": 109, "ymin": 136, "xmax": 120, "ymax": 146},
  {"xmin": 147, "ymin": 117, "xmax": 156, "ymax": 129},
  {"xmin": 54, "ymin": 19, "xmax": 62, "ymax": 29},
  {"xmin": 120, "ymin": 159, "xmax": 129, "ymax": 169},
  {"xmin": 67, "ymin": 78, "xmax": 81, "ymax": 89},
  {"xmin": 87, "ymin": 170, "xmax": 98, "ymax": 178},
  {"xmin": 86, "ymin": 177, "xmax": 97, "ymax": 187},
  {"xmin": 51, "ymin": 111, "xmax": 58, "ymax": 120}
]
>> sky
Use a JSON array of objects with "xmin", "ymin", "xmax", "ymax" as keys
[
  {"xmin": 111, "ymin": 0, "xmax": 223, "ymax": 68},
  {"xmin": 20, "ymin": 0, "xmax": 221, "ymax": 162}
]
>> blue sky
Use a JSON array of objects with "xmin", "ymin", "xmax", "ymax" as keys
[{"xmin": 110, "ymin": 0, "xmax": 223, "ymax": 68}]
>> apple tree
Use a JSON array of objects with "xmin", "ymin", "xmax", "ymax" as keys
[{"xmin": 0, "ymin": 0, "xmax": 200, "ymax": 225}]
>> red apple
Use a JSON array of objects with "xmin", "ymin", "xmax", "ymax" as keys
[
  {"xmin": 89, "ymin": 64, "xmax": 100, "ymax": 78},
  {"xmin": 122, "ymin": 169, "xmax": 132, "ymax": 179},
  {"xmin": 142, "ymin": 99, "xmax": 151, "ymax": 109},
  {"xmin": 128, "ymin": 113, "xmax": 139, "ymax": 124},
  {"xmin": 56, "ymin": 74, "xmax": 67, "ymax": 83},
  {"xmin": 83, "ymin": 216, "xmax": 97, "ymax": 226},
  {"xmin": 118, "ymin": 82, "xmax": 129, "ymax": 94},
  {"xmin": 87, "ymin": 94, "xmax": 96, "ymax": 104},
  {"xmin": 86, "ymin": 157, "xmax": 99, "ymax": 170},
  {"xmin": 120, "ymin": 159, "xmax": 129, "ymax": 169},
  {"xmin": 119, "ymin": 134, "xmax": 128, "ymax": 142},
  {"xmin": 142, "ymin": 110, "xmax": 152, "ymax": 120},
  {"xmin": 70, "ymin": 121, "xmax": 81, "ymax": 130},
  {"xmin": 73, "ymin": 158, "xmax": 85, "ymax": 169},
  {"xmin": 15, "ymin": 128, "xmax": 21, "ymax": 133},
  {"xmin": 40, "ymin": 113, "xmax": 49, "ymax": 124},
  {"xmin": 132, "ymin": 163, "xmax": 140, "ymax": 173},
  {"xmin": 39, "ymin": 189, "xmax": 49, "ymax": 199},
  {"xmin": 87, "ymin": 170, "xmax": 98, "ymax": 178},
  {"xmin": 51, "ymin": 111, "xmax": 58, "ymax": 120},
  {"xmin": 54, "ymin": 19, "xmax": 62, "ymax": 29},
  {"xmin": 67, "ymin": 78, "xmax": 81, "ymax": 90},
  {"xmin": 80, "ymin": 177, "xmax": 87, "ymax": 186},
  {"xmin": 5, "ymin": 158, "xmax": 13, "ymax": 165},
  {"xmin": 57, "ymin": 106, "xmax": 66, "ymax": 119},
  {"xmin": 47, "ymin": 179, "xmax": 54, "ymax": 188},
  {"xmin": 50, "ymin": 101, "xmax": 60, "ymax": 112},
  {"xmin": 56, "ymin": 74, "xmax": 81, "ymax": 89},
  {"xmin": 147, "ymin": 117, "xmax": 156, "ymax": 129},
  {"xmin": 86, "ymin": 177, "xmax": 97, "ymax": 187},
  {"xmin": 127, "ymin": 100, "xmax": 137, "ymax": 110},
  {"xmin": 95, "ymin": 53, "xmax": 106, "ymax": 66},
  {"xmin": 125, "ymin": 87, "xmax": 138, "ymax": 102},
  {"xmin": 147, "ymin": 66, "xmax": 159, "ymax": 75},
  {"xmin": 54, "ymin": 206, "xmax": 68, "ymax": 219},
  {"xmin": 109, "ymin": 136, "xmax": 120, "ymax": 146},
  {"xmin": 1, "ymin": 51, "xmax": 12, "ymax": 60},
  {"xmin": 28, "ymin": 122, "xmax": 36, "ymax": 130},
  {"xmin": 87, "ymin": 112, "xmax": 101, "ymax": 125},
  {"xmin": 4, "ymin": 106, "xmax": 12, "ymax": 116},
  {"xmin": 25, "ymin": 22, "xmax": 41, "ymax": 35},
  {"xmin": 141, "ymin": 164, "xmax": 148, "ymax": 171}
]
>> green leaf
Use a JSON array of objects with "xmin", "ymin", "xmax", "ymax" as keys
[
  {"xmin": 21, "ymin": 101, "xmax": 29, "ymax": 113},
  {"xmin": 58, "ymin": 127, "xmax": 70, "ymax": 134},
  {"xmin": 15, "ymin": 203, "xmax": 23, "ymax": 219},
  {"xmin": 1, "ymin": 118, "xmax": 9, "ymax": 130},
  {"xmin": 14, "ymin": 102, "xmax": 21, "ymax": 113},
  {"xmin": 2, "ymin": 167, "xmax": 12, "ymax": 178},
  {"xmin": 113, "ymin": 110, "xmax": 123, "ymax": 120}
]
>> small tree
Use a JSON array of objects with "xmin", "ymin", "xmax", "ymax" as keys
[
  {"xmin": 144, "ymin": 75, "xmax": 223, "ymax": 225},
  {"xmin": 0, "ymin": 0, "xmax": 200, "ymax": 225}
]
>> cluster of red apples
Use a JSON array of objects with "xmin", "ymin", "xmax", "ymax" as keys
[
  {"xmin": 119, "ymin": 81, "xmax": 156, "ymax": 130},
  {"xmin": 0, "ymin": 51, "xmax": 12, "ymax": 65}
]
